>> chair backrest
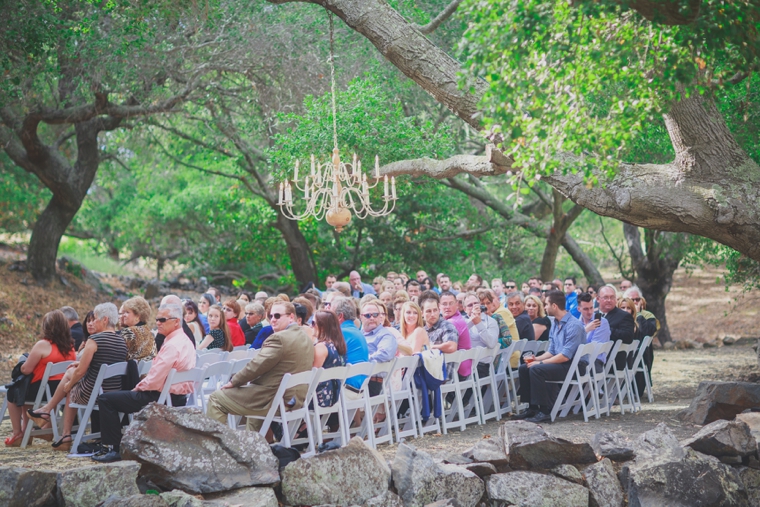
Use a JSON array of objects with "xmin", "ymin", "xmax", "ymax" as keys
[
  {"xmin": 232, "ymin": 345, "xmax": 248, "ymax": 351},
  {"xmin": 138, "ymin": 360, "xmax": 153, "ymax": 376},
  {"xmin": 230, "ymin": 358, "xmax": 250, "ymax": 375},
  {"xmin": 512, "ymin": 339, "xmax": 528, "ymax": 356},
  {"xmin": 88, "ymin": 362, "xmax": 128, "ymax": 400},
  {"xmin": 203, "ymin": 360, "xmax": 233, "ymax": 379},
  {"xmin": 574, "ymin": 343, "xmax": 599, "ymax": 376},
  {"xmin": 196, "ymin": 353, "xmax": 224, "ymax": 368},
  {"xmin": 388, "ymin": 355, "xmax": 418, "ymax": 391},
  {"xmin": 247, "ymin": 349, "xmax": 259, "ymax": 359},
  {"xmin": 603, "ymin": 340, "xmax": 623, "ymax": 376},
  {"xmin": 157, "ymin": 366, "xmax": 207, "ymax": 405},
  {"xmin": 315, "ymin": 365, "xmax": 349, "ymax": 383},
  {"xmin": 522, "ymin": 341, "xmax": 540, "ymax": 355},
  {"xmin": 34, "ymin": 361, "xmax": 74, "ymax": 406},
  {"xmin": 537, "ymin": 341, "xmax": 549, "ymax": 353},
  {"xmin": 227, "ymin": 350, "xmax": 250, "ymax": 361},
  {"xmin": 371, "ymin": 360, "xmax": 394, "ymax": 377}
]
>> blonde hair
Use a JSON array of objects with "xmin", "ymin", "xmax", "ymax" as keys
[
  {"xmin": 400, "ymin": 301, "xmax": 424, "ymax": 339},
  {"xmin": 121, "ymin": 296, "xmax": 152, "ymax": 323},
  {"xmin": 619, "ymin": 297, "xmax": 638, "ymax": 329},
  {"xmin": 524, "ymin": 295, "xmax": 546, "ymax": 318}
]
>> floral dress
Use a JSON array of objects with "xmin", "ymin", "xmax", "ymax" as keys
[
  {"xmin": 315, "ymin": 341, "xmax": 345, "ymax": 408},
  {"xmin": 208, "ymin": 329, "xmax": 226, "ymax": 350}
]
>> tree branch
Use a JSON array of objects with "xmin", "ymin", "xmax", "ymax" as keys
[
  {"xmin": 599, "ymin": 215, "xmax": 632, "ymax": 280},
  {"xmin": 417, "ymin": 0, "xmax": 463, "ymax": 34},
  {"xmin": 414, "ymin": 226, "xmax": 493, "ymax": 242},
  {"xmin": 147, "ymin": 119, "xmax": 236, "ymax": 158}
]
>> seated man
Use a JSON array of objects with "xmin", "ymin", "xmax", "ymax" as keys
[
  {"xmin": 93, "ymin": 303, "xmax": 196, "ymax": 462},
  {"xmin": 578, "ymin": 292, "xmax": 610, "ymax": 373},
  {"xmin": 206, "ymin": 302, "xmax": 314, "ymax": 432},
  {"xmin": 513, "ymin": 290, "xmax": 585, "ymax": 424},
  {"xmin": 507, "ymin": 291, "xmax": 535, "ymax": 341},
  {"xmin": 361, "ymin": 300, "xmax": 397, "ymax": 396}
]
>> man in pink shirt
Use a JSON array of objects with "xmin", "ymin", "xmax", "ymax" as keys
[
  {"xmin": 440, "ymin": 291, "xmax": 472, "ymax": 377},
  {"xmin": 92, "ymin": 303, "xmax": 196, "ymax": 463}
]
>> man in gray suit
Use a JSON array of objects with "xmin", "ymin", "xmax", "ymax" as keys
[{"xmin": 207, "ymin": 301, "xmax": 314, "ymax": 431}]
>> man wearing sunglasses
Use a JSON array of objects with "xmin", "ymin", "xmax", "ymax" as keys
[
  {"xmin": 206, "ymin": 302, "xmax": 314, "ymax": 431},
  {"xmin": 361, "ymin": 301, "xmax": 397, "ymax": 396}
]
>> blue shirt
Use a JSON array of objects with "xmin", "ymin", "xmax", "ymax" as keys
[
  {"xmin": 250, "ymin": 325, "xmax": 274, "ymax": 349},
  {"xmin": 565, "ymin": 292, "xmax": 580, "ymax": 319},
  {"xmin": 582, "ymin": 315, "xmax": 611, "ymax": 363},
  {"xmin": 364, "ymin": 326, "xmax": 397, "ymax": 363},
  {"xmin": 341, "ymin": 321, "xmax": 369, "ymax": 390},
  {"xmin": 199, "ymin": 313, "xmax": 210, "ymax": 334},
  {"xmin": 351, "ymin": 282, "xmax": 377, "ymax": 299},
  {"xmin": 548, "ymin": 313, "xmax": 585, "ymax": 360}
]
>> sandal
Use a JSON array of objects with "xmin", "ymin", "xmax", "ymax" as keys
[
  {"xmin": 27, "ymin": 408, "xmax": 51, "ymax": 427},
  {"xmin": 52, "ymin": 434, "xmax": 72, "ymax": 452},
  {"xmin": 4, "ymin": 433, "xmax": 26, "ymax": 447}
]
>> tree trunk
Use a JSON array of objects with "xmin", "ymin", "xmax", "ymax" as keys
[
  {"xmin": 623, "ymin": 224, "xmax": 686, "ymax": 343},
  {"xmin": 540, "ymin": 227, "xmax": 564, "ymax": 282},
  {"xmin": 561, "ymin": 234, "xmax": 605, "ymax": 287},
  {"xmin": 26, "ymin": 196, "xmax": 80, "ymax": 283},
  {"xmin": 274, "ymin": 212, "xmax": 318, "ymax": 289}
]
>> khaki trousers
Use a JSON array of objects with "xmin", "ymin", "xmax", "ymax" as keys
[{"xmin": 207, "ymin": 390, "xmax": 268, "ymax": 432}]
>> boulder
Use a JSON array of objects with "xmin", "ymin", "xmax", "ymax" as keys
[
  {"xmin": 0, "ymin": 467, "xmax": 57, "ymax": 507},
  {"xmin": 391, "ymin": 444, "xmax": 484, "ymax": 507},
  {"xmin": 121, "ymin": 404, "xmax": 279, "ymax": 494},
  {"xmin": 682, "ymin": 419, "xmax": 757, "ymax": 457},
  {"xmin": 422, "ymin": 501, "xmax": 461, "ymax": 507},
  {"xmin": 679, "ymin": 382, "xmax": 760, "ymax": 425},
  {"xmin": 56, "ymin": 462, "xmax": 140, "ymax": 507},
  {"xmin": 589, "ymin": 432, "xmax": 635, "ymax": 462},
  {"xmin": 622, "ymin": 425, "xmax": 750, "ymax": 506},
  {"xmin": 280, "ymin": 437, "xmax": 390, "ymax": 506},
  {"xmin": 500, "ymin": 421, "xmax": 598, "ymax": 470},
  {"xmin": 486, "ymin": 472, "xmax": 589, "ymax": 507},
  {"xmin": 443, "ymin": 453, "xmax": 473, "ymax": 465},
  {"xmin": 462, "ymin": 436, "xmax": 508, "ymax": 465},
  {"xmin": 158, "ymin": 490, "xmax": 204, "ymax": 507},
  {"xmin": 736, "ymin": 412, "xmax": 760, "ymax": 455},
  {"xmin": 98, "ymin": 495, "xmax": 168, "ymax": 507},
  {"xmin": 550, "ymin": 464, "xmax": 584, "ymax": 485},
  {"xmin": 461, "ymin": 463, "xmax": 498, "ymax": 478},
  {"xmin": 363, "ymin": 490, "xmax": 404, "ymax": 507},
  {"xmin": 740, "ymin": 467, "xmax": 760, "ymax": 506},
  {"xmin": 584, "ymin": 458, "xmax": 624, "ymax": 507},
  {"xmin": 204, "ymin": 487, "xmax": 278, "ymax": 507}
]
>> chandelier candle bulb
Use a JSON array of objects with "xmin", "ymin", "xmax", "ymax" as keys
[
  {"xmin": 310, "ymin": 155, "xmax": 315, "ymax": 176},
  {"xmin": 294, "ymin": 160, "xmax": 299, "ymax": 182},
  {"xmin": 392, "ymin": 177, "xmax": 396, "ymax": 199},
  {"xmin": 278, "ymin": 183, "xmax": 284, "ymax": 205},
  {"xmin": 384, "ymin": 175, "xmax": 388, "ymax": 197},
  {"xmin": 375, "ymin": 155, "xmax": 380, "ymax": 179},
  {"xmin": 304, "ymin": 177, "xmax": 309, "ymax": 199}
]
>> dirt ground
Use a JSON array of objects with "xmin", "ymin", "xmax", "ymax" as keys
[{"xmin": 0, "ymin": 265, "xmax": 758, "ymax": 468}]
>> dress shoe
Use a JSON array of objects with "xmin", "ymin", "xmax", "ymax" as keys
[
  {"xmin": 525, "ymin": 411, "xmax": 552, "ymax": 424},
  {"xmin": 511, "ymin": 409, "xmax": 537, "ymax": 420},
  {"xmin": 91, "ymin": 450, "xmax": 122, "ymax": 463}
]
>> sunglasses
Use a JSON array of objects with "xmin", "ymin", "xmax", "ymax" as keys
[
  {"xmin": 269, "ymin": 313, "xmax": 288, "ymax": 320},
  {"xmin": 631, "ymin": 297, "xmax": 641, "ymax": 302},
  {"xmin": 155, "ymin": 317, "xmax": 178, "ymax": 323},
  {"xmin": 323, "ymin": 302, "xmax": 332, "ymax": 307},
  {"xmin": 362, "ymin": 312, "xmax": 381, "ymax": 319},
  {"xmin": 505, "ymin": 285, "xmax": 516, "ymax": 289},
  {"xmin": 541, "ymin": 289, "xmax": 549, "ymax": 293}
]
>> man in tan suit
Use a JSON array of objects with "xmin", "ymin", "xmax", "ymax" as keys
[{"xmin": 207, "ymin": 302, "xmax": 314, "ymax": 431}]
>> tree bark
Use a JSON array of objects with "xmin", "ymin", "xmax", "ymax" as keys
[
  {"xmin": 623, "ymin": 224, "xmax": 686, "ymax": 343},
  {"xmin": 274, "ymin": 212, "xmax": 318, "ymax": 290},
  {"xmin": 286, "ymin": 0, "xmax": 760, "ymax": 263}
]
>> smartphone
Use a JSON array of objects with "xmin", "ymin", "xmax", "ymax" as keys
[
  {"xmin": 480, "ymin": 305, "xmax": 488, "ymax": 313},
  {"xmin": 594, "ymin": 312, "xmax": 602, "ymax": 321}
]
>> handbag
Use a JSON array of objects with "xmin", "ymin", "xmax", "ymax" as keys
[{"xmin": 5, "ymin": 354, "xmax": 32, "ymax": 406}]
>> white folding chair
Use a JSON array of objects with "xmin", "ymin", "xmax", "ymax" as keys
[
  {"xmin": 246, "ymin": 368, "xmax": 320, "ymax": 458},
  {"xmin": 137, "ymin": 359, "xmax": 153, "ymax": 376},
  {"xmin": 548, "ymin": 343, "xmax": 601, "ymax": 422},
  {"xmin": 631, "ymin": 336, "xmax": 654, "ymax": 403},
  {"xmin": 507, "ymin": 340, "xmax": 528, "ymax": 414},
  {"xmin": 247, "ymin": 349, "xmax": 259, "ymax": 359},
  {"xmin": 537, "ymin": 341, "xmax": 550, "ymax": 353},
  {"xmin": 440, "ymin": 350, "xmax": 480, "ymax": 433},
  {"xmin": 157, "ymin": 367, "xmax": 207, "ymax": 406},
  {"xmin": 229, "ymin": 358, "xmax": 249, "ymax": 376},
  {"xmin": 606, "ymin": 340, "xmax": 640, "ymax": 415},
  {"xmin": 227, "ymin": 350, "xmax": 250, "ymax": 361},
  {"xmin": 340, "ymin": 362, "xmax": 376, "ymax": 445},
  {"xmin": 196, "ymin": 352, "xmax": 225, "ymax": 368},
  {"xmin": 591, "ymin": 341, "xmax": 614, "ymax": 417},
  {"xmin": 493, "ymin": 342, "xmax": 517, "ymax": 417},
  {"xmin": 199, "ymin": 361, "xmax": 233, "ymax": 412},
  {"xmin": 473, "ymin": 347, "xmax": 501, "ymax": 423},
  {"xmin": 21, "ymin": 361, "xmax": 74, "ymax": 447},
  {"xmin": 367, "ymin": 361, "xmax": 394, "ymax": 447},
  {"xmin": 70, "ymin": 362, "xmax": 128, "ymax": 454},
  {"xmin": 311, "ymin": 365, "xmax": 349, "ymax": 447},
  {"xmin": 386, "ymin": 355, "xmax": 420, "ymax": 441},
  {"xmin": 232, "ymin": 345, "xmax": 249, "ymax": 352}
]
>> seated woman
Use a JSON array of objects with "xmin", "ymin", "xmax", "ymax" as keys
[
  {"xmin": 5, "ymin": 310, "xmax": 77, "ymax": 447},
  {"xmin": 28, "ymin": 303, "xmax": 127, "ymax": 451},
  {"xmin": 312, "ymin": 310, "xmax": 347, "ymax": 408},
  {"xmin": 119, "ymin": 297, "xmax": 156, "ymax": 361},
  {"xmin": 396, "ymin": 301, "xmax": 430, "ymax": 356},
  {"xmin": 222, "ymin": 299, "xmax": 246, "ymax": 347},
  {"xmin": 77, "ymin": 311, "xmax": 96, "ymax": 353},
  {"xmin": 183, "ymin": 300, "xmax": 206, "ymax": 346},
  {"xmin": 197, "ymin": 306, "xmax": 233, "ymax": 352},
  {"xmin": 525, "ymin": 295, "xmax": 551, "ymax": 341}
]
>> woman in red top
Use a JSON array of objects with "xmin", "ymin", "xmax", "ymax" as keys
[
  {"xmin": 223, "ymin": 299, "xmax": 246, "ymax": 348},
  {"xmin": 5, "ymin": 310, "xmax": 76, "ymax": 446}
]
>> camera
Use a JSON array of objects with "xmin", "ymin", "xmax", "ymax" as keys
[{"xmin": 480, "ymin": 305, "xmax": 488, "ymax": 313}]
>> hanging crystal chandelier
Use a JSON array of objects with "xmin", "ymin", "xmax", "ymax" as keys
[{"xmin": 277, "ymin": 13, "xmax": 397, "ymax": 233}]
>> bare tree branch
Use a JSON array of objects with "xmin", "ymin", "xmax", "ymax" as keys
[
  {"xmin": 417, "ymin": 0, "xmax": 463, "ymax": 34},
  {"xmin": 147, "ymin": 120, "xmax": 236, "ymax": 158}
]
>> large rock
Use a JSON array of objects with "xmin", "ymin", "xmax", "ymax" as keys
[
  {"xmin": 204, "ymin": 487, "xmax": 278, "ymax": 507},
  {"xmin": 740, "ymin": 467, "xmax": 760, "ymax": 506},
  {"xmin": 56, "ymin": 462, "xmax": 140, "ymax": 507},
  {"xmin": 98, "ymin": 495, "xmax": 168, "ymax": 507},
  {"xmin": 363, "ymin": 490, "xmax": 404, "ymax": 507},
  {"xmin": 158, "ymin": 490, "xmax": 204, "ymax": 507},
  {"xmin": 682, "ymin": 419, "xmax": 757, "ymax": 457},
  {"xmin": 0, "ymin": 467, "xmax": 57, "ymax": 507},
  {"xmin": 281, "ymin": 437, "xmax": 390, "ymax": 507},
  {"xmin": 391, "ymin": 444, "xmax": 484, "ymax": 507},
  {"xmin": 462, "ymin": 436, "xmax": 508, "ymax": 466},
  {"xmin": 486, "ymin": 472, "xmax": 589, "ymax": 507},
  {"xmin": 121, "ymin": 404, "xmax": 279, "ymax": 494},
  {"xmin": 550, "ymin": 464, "xmax": 583, "ymax": 485},
  {"xmin": 462, "ymin": 462, "xmax": 498, "ymax": 478},
  {"xmin": 584, "ymin": 459, "xmax": 624, "ymax": 507},
  {"xmin": 736, "ymin": 412, "xmax": 760, "ymax": 455},
  {"xmin": 622, "ymin": 425, "xmax": 750, "ymax": 506},
  {"xmin": 589, "ymin": 432, "xmax": 636, "ymax": 462},
  {"xmin": 679, "ymin": 382, "xmax": 760, "ymax": 425},
  {"xmin": 500, "ymin": 421, "xmax": 598, "ymax": 470}
]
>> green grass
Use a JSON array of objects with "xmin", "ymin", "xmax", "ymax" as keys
[{"xmin": 58, "ymin": 237, "xmax": 131, "ymax": 276}]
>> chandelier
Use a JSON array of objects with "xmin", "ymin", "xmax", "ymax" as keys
[{"xmin": 277, "ymin": 13, "xmax": 397, "ymax": 233}]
